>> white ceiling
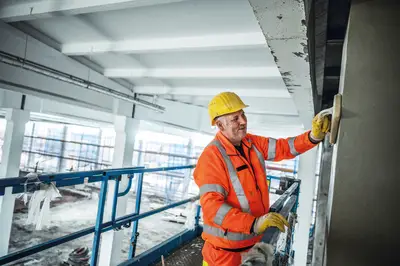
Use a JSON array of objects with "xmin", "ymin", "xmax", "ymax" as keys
[{"xmin": 0, "ymin": 0, "xmax": 312, "ymax": 135}]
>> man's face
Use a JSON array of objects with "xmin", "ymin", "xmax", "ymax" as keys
[{"xmin": 216, "ymin": 110, "xmax": 248, "ymax": 145}]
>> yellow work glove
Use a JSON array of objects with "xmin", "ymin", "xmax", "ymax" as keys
[
  {"xmin": 310, "ymin": 115, "xmax": 330, "ymax": 141},
  {"xmin": 253, "ymin": 213, "xmax": 289, "ymax": 234}
]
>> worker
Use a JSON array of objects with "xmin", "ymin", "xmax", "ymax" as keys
[{"xmin": 194, "ymin": 92, "xmax": 330, "ymax": 266}]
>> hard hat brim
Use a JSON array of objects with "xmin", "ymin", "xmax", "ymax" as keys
[{"xmin": 211, "ymin": 105, "xmax": 249, "ymax": 126}]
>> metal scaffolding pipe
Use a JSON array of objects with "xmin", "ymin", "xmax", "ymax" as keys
[{"xmin": 0, "ymin": 51, "xmax": 165, "ymax": 112}]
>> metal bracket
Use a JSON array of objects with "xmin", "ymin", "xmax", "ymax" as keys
[
  {"xmin": 131, "ymin": 232, "xmax": 140, "ymax": 246},
  {"xmin": 114, "ymin": 225, "xmax": 123, "ymax": 231}
]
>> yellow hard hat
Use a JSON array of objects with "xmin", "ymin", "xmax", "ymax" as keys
[{"xmin": 208, "ymin": 92, "xmax": 248, "ymax": 125}]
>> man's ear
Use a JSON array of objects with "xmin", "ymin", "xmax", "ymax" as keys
[{"xmin": 215, "ymin": 119, "xmax": 224, "ymax": 131}]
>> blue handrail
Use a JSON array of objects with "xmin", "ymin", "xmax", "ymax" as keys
[
  {"xmin": 0, "ymin": 165, "xmax": 300, "ymax": 266},
  {"xmin": 117, "ymin": 174, "xmax": 134, "ymax": 197},
  {"xmin": 129, "ymin": 173, "xmax": 143, "ymax": 258},
  {"xmin": 91, "ymin": 175, "xmax": 109, "ymax": 265},
  {"xmin": 0, "ymin": 164, "xmax": 199, "ymax": 266}
]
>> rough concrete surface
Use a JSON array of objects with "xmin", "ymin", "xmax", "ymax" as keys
[{"xmin": 327, "ymin": 1, "xmax": 400, "ymax": 265}]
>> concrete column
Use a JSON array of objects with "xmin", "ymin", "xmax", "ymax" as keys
[
  {"xmin": 182, "ymin": 138, "xmax": 193, "ymax": 198},
  {"xmin": 185, "ymin": 138, "xmax": 193, "ymax": 166},
  {"xmin": 293, "ymin": 147, "xmax": 318, "ymax": 266},
  {"xmin": 57, "ymin": 125, "xmax": 67, "ymax": 172},
  {"xmin": 0, "ymin": 109, "xmax": 30, "ymax": 256},
  {"xmin": 326, "ymin": 1, "xmax": 400, "ymax": 265},
  {"xmin": 26, "ymin": 122, "xmax": 35, "ymax": 169},
  {"xmin": 137, "ymin": 140, "xmax": 143, "ymax": 166},
  {"xmin": 98, "ymin": 116, "xmax": 139, "ymax": 266}
]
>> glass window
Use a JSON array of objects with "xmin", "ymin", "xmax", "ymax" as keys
[
  {"xmin": 20, "ymin": 122, "xmax": 64, "ymax": 172},
  {"xmin": 19, "ymin": 121, "xmax": 115, "ymax": 173}
]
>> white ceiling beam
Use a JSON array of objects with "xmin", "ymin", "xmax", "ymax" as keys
[
  {"xmin": 0, "ymin": 21, "xmax": 130, "ymax": 95},
  {"xmin": 0, "ymin": 0, "xmax": 190, "ymax": 22},
  {"xmin": 62, "ymin": 33, "xmax": 267, "ymax": 55},
  {"xmin": 0, "ymin": 88, "xmax": 115, "ymax": 124},
  {"xmin": 248, "ymin": 0, "xmax": 314, "ymax": 129},
  {"xmin": 0, "ymin": 61, "xmax": 117, "ymax": 113},
  {"xmin": 246, "ymin": 113, "xmax": 302, "ymax": 126},
  {"xmin": 0, "ymin": 21, "xmax": 213, "ymax": 133},
  {"xmin": 134, "ymin": 86, "xmax": 290, "ymax": 98},
  {"xmin": 104, "ymin": 66, "xmax": 280, "ymax": 79}
]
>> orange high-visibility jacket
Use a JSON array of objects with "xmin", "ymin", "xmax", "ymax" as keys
[{"xmin": 194, "ymin": 131, "xmax": 318, "ymax": 250}]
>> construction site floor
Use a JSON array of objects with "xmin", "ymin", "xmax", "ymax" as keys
[{"xmin": 153, "ymin": 237, "xmax": 204, "ymax": 266}]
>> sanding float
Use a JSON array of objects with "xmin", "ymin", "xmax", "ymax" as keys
[
  {"xmin": 329, "ymin": 94, "xmax": 342, "ymax": 144},
  {"xmin": 317, "ymin": 93, "xmax": 342, "ymax": 145}
]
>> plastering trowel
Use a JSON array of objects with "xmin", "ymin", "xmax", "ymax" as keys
[{"xmin": 317, "ymin": 94, "xmax": 342, "ymax": 145}]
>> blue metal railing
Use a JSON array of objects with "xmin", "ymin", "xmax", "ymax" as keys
[
  {"xmin": 0, "ymin": 164, "xmax": 300, "ymax": 266},
  {"xmin": 0, "ymin": 165, "xmax": 200, "ymax": 266}
]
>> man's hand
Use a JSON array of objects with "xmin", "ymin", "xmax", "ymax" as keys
[
  {"xmin": 253, "ymin": 213, "xmax": 289, "ymax": 234},
  {"xmin": 310, "ymin": 115, "xmax": 331, "ymax": 141}
]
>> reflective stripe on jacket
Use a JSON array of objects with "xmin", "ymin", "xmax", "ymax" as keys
[{"xmin": 193, "ymin": 131, "xmax": 317, "ymax": 249}]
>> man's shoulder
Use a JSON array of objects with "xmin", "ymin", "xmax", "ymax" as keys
[
  {"xmin": 245, "ymin": 133, "xmax": 270, "ymax": 149},
  {"xmin": 196, "ymin": 138, "xmax": 228, "ymax": 165},
  {"xmin": 246, "ymin": 133, "xmax": 267, "ymax": 141},
  {"xmin": 198, "ymin": 142, "xmax": 219, "ymax": 158}
]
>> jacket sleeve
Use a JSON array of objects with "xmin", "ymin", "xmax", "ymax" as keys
[
  {"xmin": 250, "ymin": 131, "xmax": 318, "ymax": 162},
  {"xmin": 194, "ymin": 148, "xmax": 255, "ymax": 234}
]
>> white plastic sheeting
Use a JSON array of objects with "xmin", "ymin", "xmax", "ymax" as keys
[
  {"xmin": 21, "ymin": 173, "xmax": 62, "ymax": 230},
  {"xmin": 184, "ymin": 200, "xmax": 200, "ymax": 231}
]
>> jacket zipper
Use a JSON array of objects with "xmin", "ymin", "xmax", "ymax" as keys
[{"xmin": 236, "ymin": 148, "xmax": 267, "ymax": 214}]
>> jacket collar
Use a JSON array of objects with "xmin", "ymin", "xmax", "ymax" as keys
[{"xmin": 215, "ymin": 131, "xmax": 252, "ymax": 156}]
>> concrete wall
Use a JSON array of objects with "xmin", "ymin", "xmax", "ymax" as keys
[{"xmin": 327, "ymin": 1, "xmax": 399, "ymax": 265}]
